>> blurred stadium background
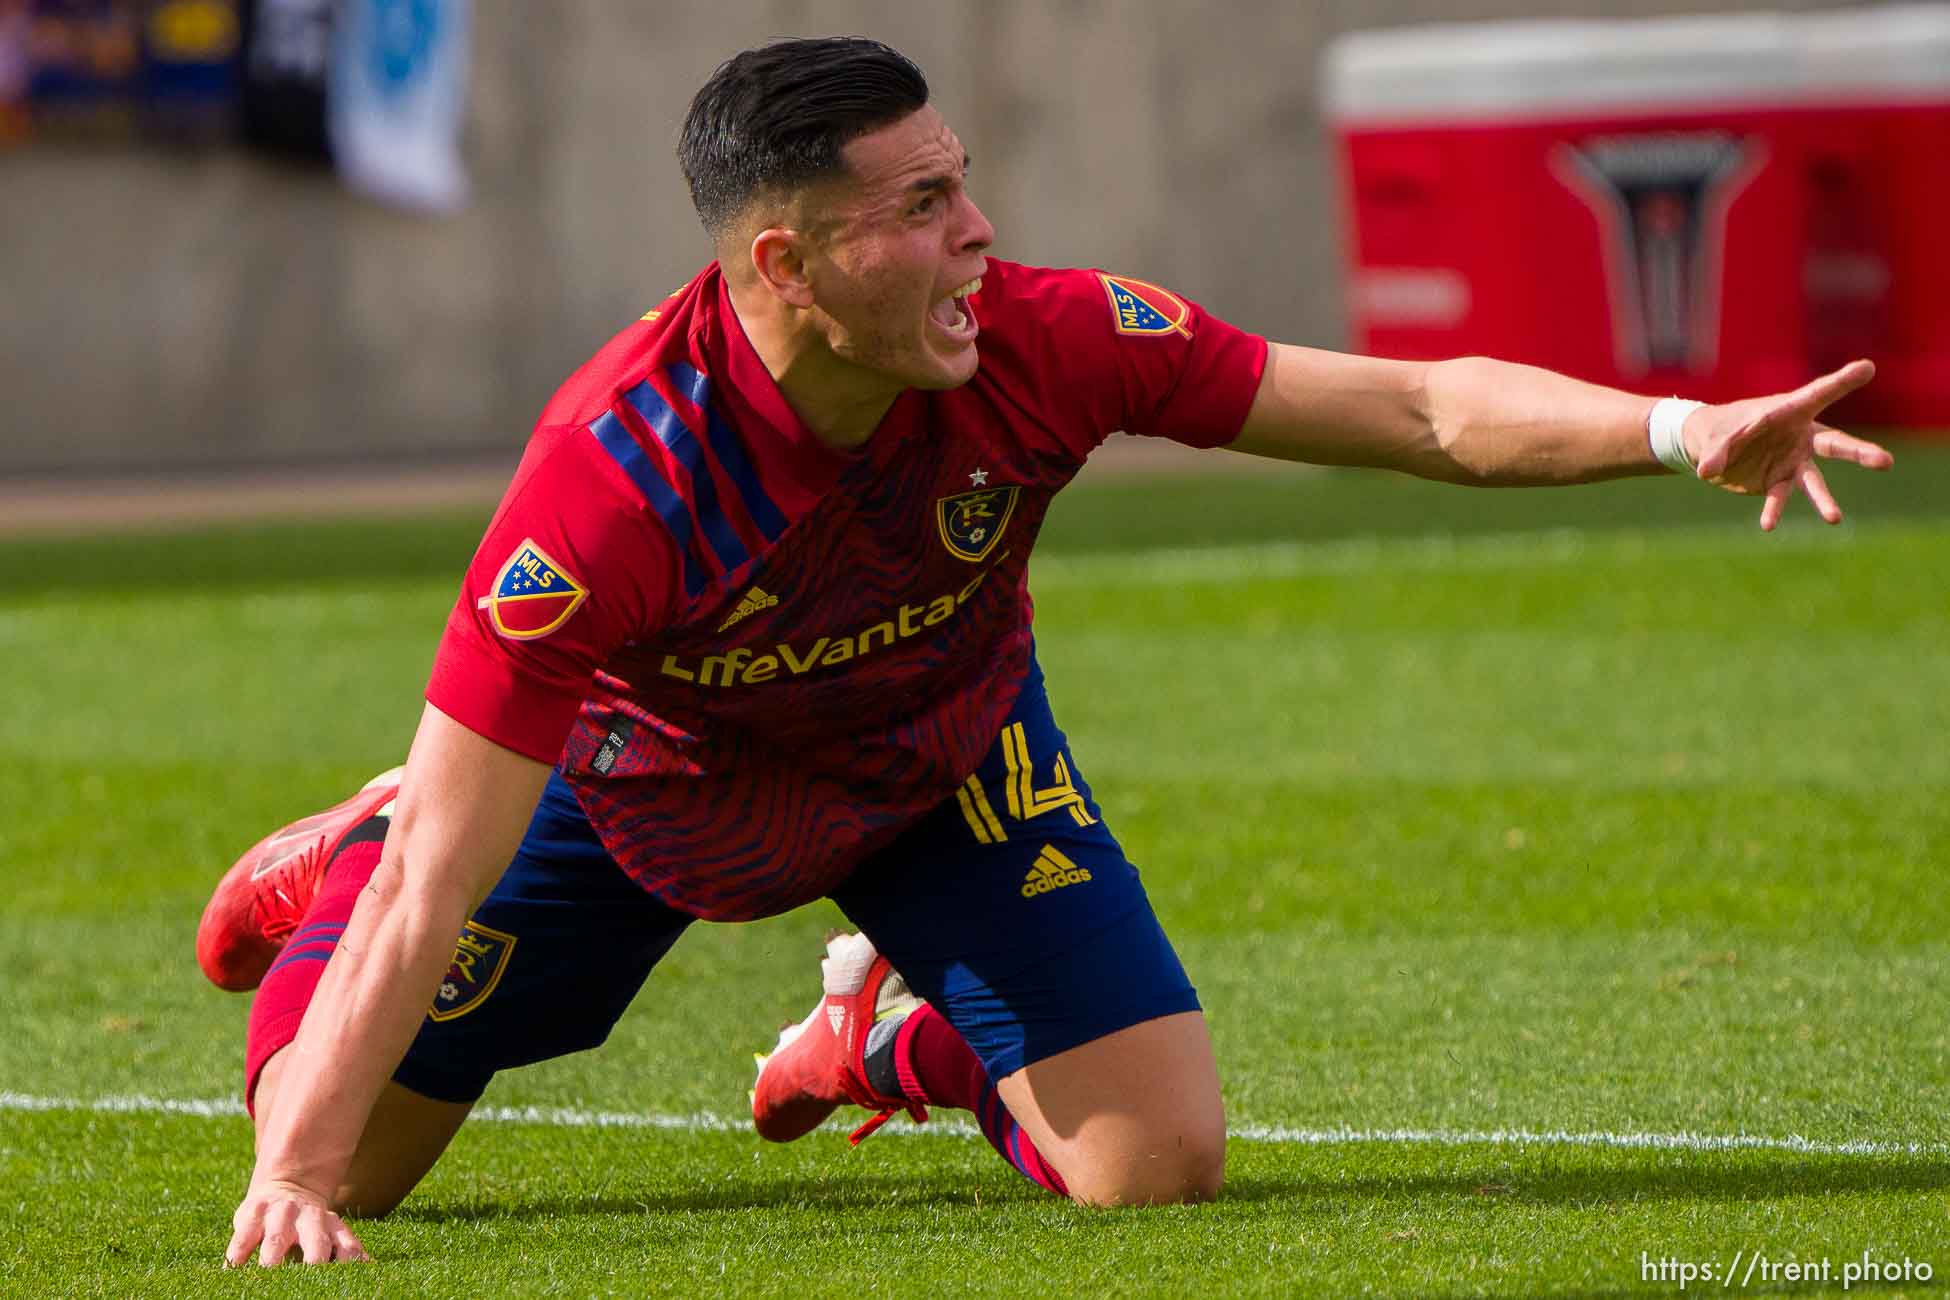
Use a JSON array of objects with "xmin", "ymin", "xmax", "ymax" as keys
[{"xmin": 4, "ymin": 0, "xmax": 1944, "ymax": 491}]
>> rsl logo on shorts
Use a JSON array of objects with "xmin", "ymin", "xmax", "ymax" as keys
[
  {"xmin": 936, "ymin": 486, "xmax": 1019, "ymax": 563},
  {"xmin": 427, "ymin": 920, "xmax": 517, "ymax": 1022},
  {"xmin": 1098, "ymin": 273, "xmax": 1194, "ymax": 340},
  {"xmin": 477, "ymin": 539, "xmax": 587, "ymax": 640}
]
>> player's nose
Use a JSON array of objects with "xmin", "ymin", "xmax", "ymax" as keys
[{"xmin": 951, "ymin": 190, "xmax": 995, "ymax": 257}]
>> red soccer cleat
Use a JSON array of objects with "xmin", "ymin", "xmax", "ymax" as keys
[
  {"xmin": 194, "ymin": 766, "xmax": 404, "ymax": 991},
  {"xmin": 751, "ymin": 932, "xmax": 928, "ymax": 1145}
]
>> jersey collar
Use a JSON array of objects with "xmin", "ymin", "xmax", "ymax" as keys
[
  {"xmin": 695, "ymin": 266, "xmax": 928, "ymax": 493},
  {"xmin": 691, "ymin": 266, "xmax": 855, "ymax": 502}
]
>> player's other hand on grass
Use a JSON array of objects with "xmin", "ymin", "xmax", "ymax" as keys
[
  {"xmin": 1686, "ymin": 358, "xmax": 1894, "ymax": 531},
  {"xmin": 225, "ymin": 1178, "xmax": 369, "ymax": 1267}
]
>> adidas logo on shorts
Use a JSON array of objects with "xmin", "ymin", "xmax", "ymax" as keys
[{"xmin": 1020, "ymin": 846, "xmax": 1092, "ymax": 898}]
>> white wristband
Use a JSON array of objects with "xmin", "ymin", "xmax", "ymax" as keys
[{"xmin": 1648, "ymin": 397, "xmax": 1704, "ymax": 476}]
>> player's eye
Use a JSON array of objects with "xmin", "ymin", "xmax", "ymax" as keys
[{"xmin": 910, "ymin": 194, "xmax": 938, "ymax": 217}]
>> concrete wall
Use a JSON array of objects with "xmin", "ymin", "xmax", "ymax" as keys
[{"xmin": 0, "ymin": 0, "xmax": 1877, "ymax": 474}]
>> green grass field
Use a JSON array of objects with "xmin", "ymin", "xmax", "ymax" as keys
[{"xmin": 4, "ymin": 449, "xmax": 1948, "ymax": 1298}]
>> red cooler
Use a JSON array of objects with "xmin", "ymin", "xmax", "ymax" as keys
[
  {"xmin": 1798, "ymin": 6, "xmax": 1950, "ymax": 426},
  {"xmin": 1326, "ymin": 9, "xmax": 1950, "ymax": 427}
]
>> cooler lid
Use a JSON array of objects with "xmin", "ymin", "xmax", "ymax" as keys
[
  {"xmin": 1797, "ymin": 4, "xmax": 1950, "ymax": 97},
  {"xmin": 1324, "ymin": 14, "xmax": 1800, "ymax": 124}
]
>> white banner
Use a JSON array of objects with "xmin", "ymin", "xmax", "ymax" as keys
[{"xmin": 328, "ymin": 0, "xmax": 471, "ymax": 213}]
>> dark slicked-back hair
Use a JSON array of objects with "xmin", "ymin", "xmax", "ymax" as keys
[{"xmin": 679, "ymin": 37, "xmax": 930, "ymax": 239}]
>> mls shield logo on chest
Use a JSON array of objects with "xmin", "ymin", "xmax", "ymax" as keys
[{"xmin": 936, "ymin": 485, "xmax": 1020, "ymax": 563}]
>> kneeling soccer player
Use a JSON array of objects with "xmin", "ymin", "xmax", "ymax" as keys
[
  {"xmin": 214, "ymin": 36, "xmax": 1892, "ymax": 1267},
  {"xmin": 201, "ymin": 650, "xmax": 1191, "ymax": 1229}
]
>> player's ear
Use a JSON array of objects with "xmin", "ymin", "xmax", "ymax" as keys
[{"xmin": 750, "ymin": 227, "xmax": 815, "ymax": 309}]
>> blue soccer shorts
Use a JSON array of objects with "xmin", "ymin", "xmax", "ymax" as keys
[{"xmin": 389, "ymin": 656, "xmax": 1200, "ymax": 1104}]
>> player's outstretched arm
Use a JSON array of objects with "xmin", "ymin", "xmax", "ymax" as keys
[
  {"xmin": 1225, "ymin": 344, "xmax": 1893, "ymax": 528},
  {"xmin": 224, "ymin": 703, "xmax": 550, "ymax": 1268}
]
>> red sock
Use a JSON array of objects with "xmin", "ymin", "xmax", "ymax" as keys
[
  {"xmin": 892, "ymin": 1003, "xmax": 1069, "ymax": 1197},
  {"xmin": 242, "ymin": 838, "xmax": 384, "ymax": 1116}
]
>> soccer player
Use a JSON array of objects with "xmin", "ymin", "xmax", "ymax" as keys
[{"xmin": 208, "ymin": 37, "xmax": 1893, "ymax": 1267}]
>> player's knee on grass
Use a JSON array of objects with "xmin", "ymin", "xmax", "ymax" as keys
[
  {"xmin": 1056, "ymin": 1105, "xmax": 1227, "ymax": 1207},
  {"xmin": 332, "ymin": 1082, "xmax": 474, "ymax": 1218},
  {"xmin": 334, "ymin": 1181, "xmax": 408, "ymax": 1219},
  {"xmin": 998, "ymin": 1011, "xmax": 1227, "ymax": 1207}
]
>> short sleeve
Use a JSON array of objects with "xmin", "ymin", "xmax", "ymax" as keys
[
  {"xmin": 425, "ymin": 425, "xmax": 679, "ymax": 763},
  {"xmin": 1009, "ymin": 266, "xmax": 1269, "ymax": 451}
]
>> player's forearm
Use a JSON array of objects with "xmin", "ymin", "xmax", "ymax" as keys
[
  {"xmin": 1418, "ymin": 356, "xmax": 1663, "ymax": 486},
  {"xmin": 1230, "ymin": 344, "xmax": 1669, "ymax": 487},
  {"xmin": 246, "ymin": 705, "xmax": 549, "ymax": 1197},
  {"xmin": 249, "ymin": 855, "xmax": 477, "ymax": 1193}
]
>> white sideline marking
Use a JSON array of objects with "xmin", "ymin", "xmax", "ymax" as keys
[{"xmin": 4, "ymin": 1091, "xmax": 1942, "ymax": 1158}]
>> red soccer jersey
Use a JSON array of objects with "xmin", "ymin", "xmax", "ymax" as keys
[{"xmin": 427, "ymin": 259, "xmax": 1266, "ymax": 920}]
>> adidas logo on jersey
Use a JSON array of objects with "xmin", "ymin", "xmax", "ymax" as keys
[
  {"xmin": 1020, "ymin": 847, "xmax": 1092, "ymax": 898},
  {"xmin": 718, "ymin": 585, "xmax": 780, "ymax": 632},
  {"xmin": 826, "ymin": 1003, "xmax": 847, "ymax": 1035}
]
